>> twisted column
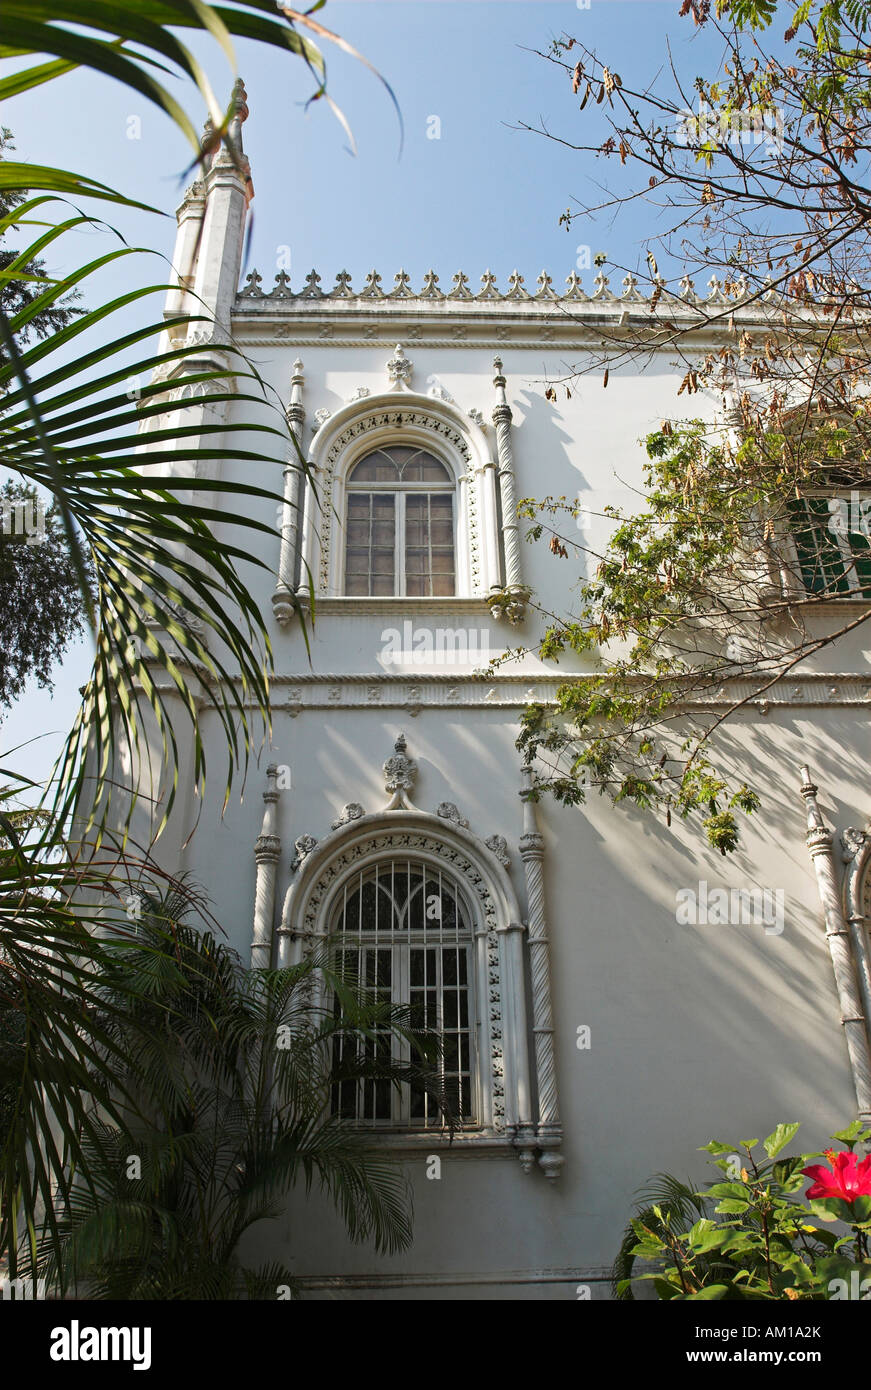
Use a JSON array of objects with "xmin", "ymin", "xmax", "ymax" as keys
[
  {"xmin": 800, "ymin": 766, "xmax": 871, "ymax": 1125},
  {"xmin": 519, "ymin": 761, "xmax": 564, "ymax": 1178},
  {"xmin": 492, "ymin": 357, "xmax": 524, "ymax": 594},
  {"xmin": 273, "ymin": 359, "xmax": 305, "ymax": 623},
  {"xmin": 252, "ymin": 765, "xmax": 281, "ymax": 968}
]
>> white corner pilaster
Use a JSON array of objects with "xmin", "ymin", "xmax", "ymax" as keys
[
  {"xmin": 191, "ymin": 79, "xmax": 253, "ymax": 337},
  {"xmin": 800, "ymin": 766, "xmax": 871, "ymax": 1126},
  {"xmin": 273, "ymin": 358, "xmax": 305, "ymax": 624},
  {"xmin": 519, "ymin": 760, "xmax": 564, "ymax": 1179}
]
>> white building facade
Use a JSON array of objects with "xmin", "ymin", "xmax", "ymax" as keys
[{"xmin": 135, "ymin": 96, "xmax": 871, "ymax": 1299}]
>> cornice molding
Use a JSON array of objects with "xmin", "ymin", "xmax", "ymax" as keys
[{"xmin": 251, "ymin": 671, "xmax": 871, "ymax": 715}]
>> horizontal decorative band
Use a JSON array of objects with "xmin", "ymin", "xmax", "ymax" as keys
[
  {"xmin": 292, "ymin": 1267, "xmax": 612, "ymax": 1290},
  {"xmin": 235, "ymin": 266, "xmax": 842, "ymax": 318}
]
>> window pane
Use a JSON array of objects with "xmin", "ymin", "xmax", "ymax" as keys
[
  {"xmin": 403, "ymin": 493, "xmax": 455, "ymax": 597},
  {"xmin": 344, "ymin": 493, "xmax": 395, "ymax": 596},
  {"xmin": 330, "ymin": 861, "xmax": 474, "ymax": 1128},
  {"xmin": 788, "ymin": 495, "xmax": 871, "ymax": 595},
  {"xmin": 401, "ymin": 450, "xmax": 452, "ymax": 483},
  {"xmin": 348, "ymin": 452, "xmax": 401, "ymax": 483}
]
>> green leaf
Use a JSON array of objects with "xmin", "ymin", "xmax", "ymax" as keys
[
  {"xmin": 763, "ymin": 1123, "xmax": 801, "ymax": 1159},
  {"xmin": 0, "ymin": 161, "xmax": 159, "ymax": 212}
]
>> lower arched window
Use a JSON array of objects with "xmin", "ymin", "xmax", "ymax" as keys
[{"xmin": 330, "ymin": 859, "xmax": 476, "ymax": 1127}]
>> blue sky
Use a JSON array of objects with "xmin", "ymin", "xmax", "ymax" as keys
[{"xmin": 2, "ymin": 0, "xmax": 725, "ymax": 789}]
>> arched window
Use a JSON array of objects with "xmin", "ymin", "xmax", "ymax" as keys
[
  {"xmin": 344, "ymin": 445, "xmax": 455, "ymax": 597},
  {"xmin": 788, "ymin": 491, "xmax": 871, "ymax": 596},
  {"xmin": 330, "ymin": 858, "xmax": 476, "ymax": 1127}
]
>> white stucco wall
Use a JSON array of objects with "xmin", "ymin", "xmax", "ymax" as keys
[{"xmin": 128, "ymin": 165, "xmax": 871, "ymax": 1297}]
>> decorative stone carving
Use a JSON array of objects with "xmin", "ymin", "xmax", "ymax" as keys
[
  {"xmin": 448, "ymin": 271, "xmax": 473, "ymax": 299},
  {"xmin": 386, "ymin": 343, "xmax": 413, "ymax": 389},
  {"xmin": 270, "ymin": 270, "xmax": 293, "ymax": 298},
  {"xmin": 347, "ymin": 385, "xmax": 370, "ymax": 403},
  {"xmin": 592, "ymin": 271, "xmax": 612, "ymax": 300},
  {"xmin": 485, "ymin": 834, "xmax": 510, "ymax": 866},
  {"xmin": 291, "ymin": 834, "xmax": 318, "ymax": 872},
  {"xmin": 842, "ymin": 827, "xmax": 868, "ymax": 862},
  {"xmin": 314, "ymin": 407, "xmax": 332, "ymax": 428},
  {"xmin": 437, "ymin": 801, "xmax": 469, "ymax": 829},
  {"xmin": 383, "ymin": 733, "xmax": 418, "ymax": 807},
  {"xmin": 488, "ymin": 584, "xmax": 531, "ymax": 625},
  {"xmin": 331, "ymin": 270, "xmax": 354, "ymax": 298},
  {"xmin": 233, "ymin": 264, "xmax": 849, "ymax": 315},
  {"xmin": 621, "ymin": 273, "xmax": 643, "ymax": 301},
  {"xmin": 389, "ymin": 269, "xmax": 414, "ymax": 298},
  {"xmin": 426, "ymin": 376, "xmax": 455, "ymax": 403},
  {"xmin": 707, "ymin": 274, "xmax": 725, "ymax": 303},
  {"xmin": 359, "ymin": 269, "xmax": 383, "ymax": 299},
  {"xmin": 506, "ymin": 270, "xmax": 529, "ymax": 299},
  {"xmin": 420, "ymin": 269, "xmax": 443, "ymax": 298},
  {"xmin": 239, "ymin": 269, "xmax": 264, "ymax": 297},
  {"xmin": 300, "ymin": 269, "xmax": 324, "ymax": 299},
  {"xmin": 468, "ymin": 408, "xmax": 485, "ymax": 427},
  {"xmin": 331, "ymin": 802, "xmax": 365, "ymax": 830},
  {"xmin": 679, "ymin": 274, "xmax": 697, "ymax": 301}
]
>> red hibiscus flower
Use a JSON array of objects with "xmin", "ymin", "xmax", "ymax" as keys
[{"xmin": 802, "ymin": 1148, "xmax": 871, "ymax": 1203}]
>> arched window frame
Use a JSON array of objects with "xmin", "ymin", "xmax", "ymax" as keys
[
  {"xmin": 343, "ymin": 445, "xmax": 457, "ymax": 598},
  {"xmin": 252, "ymin": 736, "xmax": 565, "ymax": 1176},
  {"xmin": 279, "ymin": 820, "xmax": 517, "ymax": 1139},
  {"xmin": 297, "ymin": 393, "xmax": 503, "ymax": 600}
]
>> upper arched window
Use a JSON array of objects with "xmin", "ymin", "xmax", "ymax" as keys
[{"xmin": 344, "ymin": 445, "xmax": 455, "ymax": 597}]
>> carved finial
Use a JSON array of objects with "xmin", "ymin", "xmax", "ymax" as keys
[
  {"xmin": 592, "ymin": 271, "xmax": 612, "ymax": 300},
  {"xmin": 799, "ymin": 764, "xmax": 830, "ymax": 844},
  {"xmin": 227, "ymin": 78, "xmax": 249, "ymax": 159},
  {"xmin": 707, "ymin": 274, "xmax": 724, "ymax": 302},
  {"xmin": 383, "ymin": 732, "xmax": 418, "ymax": 809},
  {"xmin": 269, "ymin": 270, "xmax": 293, "ymax": 298},
  {"xmin": 389, "ymin": 269, "xmax": 414, "ymax": 298},
  {"xmin": 622, "ymin": 272, "xmax": 641, "ymax": 300},
  {"xmin": 448, "ymin": 271, "xmax": 473, "ymax": 299},
  {"xmin": 506, "ymin": 270, "xmax": 529, "ymax": 299},
  {"xmin": 254, "ymin": 764, "xmax": 281, "ymax": 865},
  {"xmin": 492, "ymin": 356, "xmax": 509, "ymax": 416},
  {"xmin": 331, "ymin": 269, "xmax": 354, "ymax": 298},
  {"xmin": 360, "ymin": 269, "xmax": 383, "ymax": 299},
  {"xmin": 288, "ymin": 358, "xmax": 304, "ymax": 418},
  {"xmin": 564, "ymin": 270, "xmax": 587, "ymax": 300},
  {"xmin": 300, "ymin": 269, "xmax": 323, "ymax": 299},
  {"xmin": 232, "ymin": 77, "xmax": 249, "ymax": 121},
  {"xmin": 200, "ymin": 114, "xmax": 218, "ymax": 171},
  {"xmin": 420, "ymin": 269, "xmax": 443, "ymax": 299},
  {"xmin": 239, "ymin": 268, "xmax": 264, "ymax": 298}
]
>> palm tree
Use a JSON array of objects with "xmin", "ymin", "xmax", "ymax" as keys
[
  {"xmin": 38, "ymin": 888, "xmax": 440, "ymax": 1299},
  {"xmin": 0, "ymin": 1, "xmax": 401, "ymax": 1283}
]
